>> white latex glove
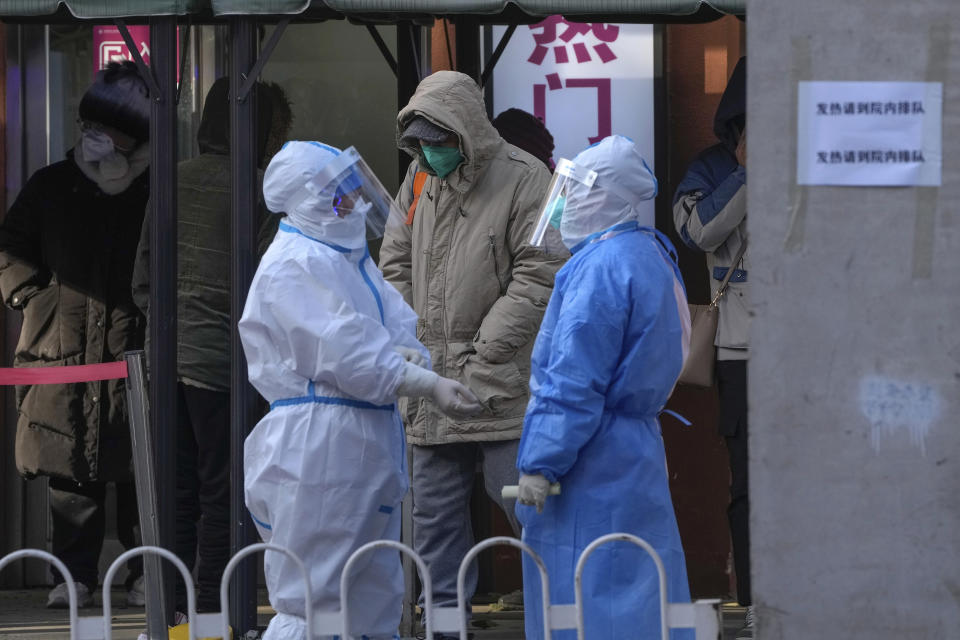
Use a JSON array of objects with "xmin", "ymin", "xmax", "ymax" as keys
[
  {"xmin": 396, "ymin": 362, "xmax": 483, "ymax": 419},
  {"xmin": 431, "ymin": 376, "xmax": 483, "ymax": 419},
  {"xmin": 394, "ymin": 346, "xmax": 428, "ymax": 368},
  {"xmin": 518, "ymin": 474, "xmax": 552, "ymax": 513}
]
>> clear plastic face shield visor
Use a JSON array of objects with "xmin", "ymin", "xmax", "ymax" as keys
[
  {"xmin": 286, "ymin": 146, "xmax": 405, "ymax": 240},
  {"xmin": 529, "ymin": 158, "xmax": 599, "ymax": 247}
]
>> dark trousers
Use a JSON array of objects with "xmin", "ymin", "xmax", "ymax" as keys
[
  {"xmin": 716, "ymin": 359, "xmax": 751, "ymax": 606},
  {"xmin": 49, "ymin": 478, "xmax": 142, "ymax": 591},
  {"xmin": 174, "ymin": 382, "xmax": 231, "ymax": 613},
  {"xmin": 411, "ymin": 441, "xmax": 521, "ymax": 610}
]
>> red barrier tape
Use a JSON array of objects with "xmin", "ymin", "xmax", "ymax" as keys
[{"xmin": 0, "ymin": 361, "xmax": 128, "ymax": 385}]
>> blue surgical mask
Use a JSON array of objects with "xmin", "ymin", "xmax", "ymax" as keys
[{"xmin": 421, "ymin": 145, "xmax": 464, "ymax": 179}]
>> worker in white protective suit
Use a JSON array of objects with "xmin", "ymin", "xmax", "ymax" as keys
[{"xmin": 239, "ymin": 140, "xmax": 483, "ymax": 640}]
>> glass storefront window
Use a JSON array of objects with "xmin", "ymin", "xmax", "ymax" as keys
[
  {"xmin": 49, "ymin": 25, "xmax": 94, "ymax": 163},
  {"xmin": 37, "ymin": 22, "xmax": 399, "ymax": 181},
  {"xmin": 47, "ymin": 24, "xmax": 208, "ymax": 164},
  {"xmin": 260, "ymin": 22, "xmax": 399, "ymax": 191}
]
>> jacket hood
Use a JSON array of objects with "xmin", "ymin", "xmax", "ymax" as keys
[
  {"xmin": 713, "ymin": 57, "xmax": 746, "ymax": 152},
  {"xmin": 197, "ymin": 78, "xmax": 233, "ymax": 156},
  {"xmin": 197, "ymin": 78, "xmax": 293, "ymax": 166},
  {"xmin": 396, "ymin": 71, "xmax": 502, "ymax": 191}
]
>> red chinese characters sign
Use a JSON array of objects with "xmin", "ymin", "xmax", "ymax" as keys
[
  {"xmin": 493, "ymin": 18, "xmax": 655, "ymax": 193},
  {"xmin": 527, "ymin": 17, "xmax": 620, "ymax": 144}
]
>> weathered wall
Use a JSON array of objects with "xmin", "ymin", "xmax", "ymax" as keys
[{"xmin": 749, "ymin": 0, "xmax": 960, "ymax": 637}]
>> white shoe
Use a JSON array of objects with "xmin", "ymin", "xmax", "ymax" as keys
[
  {"xmin": 47, "ymin": 581, "xmax": 94, "ymax": 609},
  {"xmin": 126, "ymin": 575, "xmax": 146, "ymax": 607}
]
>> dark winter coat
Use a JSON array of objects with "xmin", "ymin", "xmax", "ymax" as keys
[
  {"xmin": 131, "ymin": 155, "xmax": 273, "ymax": 391},
  {"xmin": 130, "ymin": 77, "xmax": 282, "ymax": 391},
  {"xmin": 0, "ymin": 153, "xmax": 148, "ymax": 481}
]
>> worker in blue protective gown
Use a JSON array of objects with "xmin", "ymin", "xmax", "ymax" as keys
[
  {"xmin": 517, "ymin": 135, "xmax": 693, "ymax": 640},
  {"xmin": 239, "ymin": 141, "xmax": 482, "ymax": 640}
]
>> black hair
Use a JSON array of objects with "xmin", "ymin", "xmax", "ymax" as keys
[
  {"xmin": 713, "ymin": 57, "xmax": 746, "ymax": 151},
  {"xmin": 261, "ymin": 82, "xmax": 293, "ymax": 167},
  {"xmin": 492, "ymin": 108, "xmax": 555, "ymax": 170},
  {"xmin": 196, "ymin": 78, "xmax": 293, "ymax": 166},
  {"xmin": 78, "ymin": 61, "xmax": 151, "ymax": 143}
]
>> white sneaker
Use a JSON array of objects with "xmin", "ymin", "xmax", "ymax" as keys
[
  {"xmin": 136, "ymin": 611, "xmax": 188, "ymax": 640},
  {"xmin": 126, "ymin": 575, "xmax": 146, "ymax": 607},
  {"xmin": 47, "ymin": 581, "xmax": 94, "ymax": 609},
  {"xmin": 496, "ymin": 588, "xmax": 524, "ymax": 610}
]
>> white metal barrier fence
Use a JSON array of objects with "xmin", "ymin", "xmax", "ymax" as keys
[{"xmin": 1, "ymin": 535, "xmax": 721, "ymax": 639}]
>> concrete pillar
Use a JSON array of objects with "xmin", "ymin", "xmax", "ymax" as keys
[{"xmin": 749, "ymin": 0, "xmax": 960, "ymax": 637}]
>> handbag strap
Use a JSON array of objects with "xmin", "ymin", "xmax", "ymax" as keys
[{"xmin": 710, "ymin": 238, "xmax": 748, "ymax": 307}]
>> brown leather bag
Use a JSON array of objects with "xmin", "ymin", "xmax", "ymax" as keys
[{"xmin": 677, "ymin": 240, "xmax": 747, "ymax": 388}]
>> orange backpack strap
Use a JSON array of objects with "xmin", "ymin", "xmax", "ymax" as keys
[{"xmin": 406, "ymin": 171, "xmax": 428, "ymax": 225}]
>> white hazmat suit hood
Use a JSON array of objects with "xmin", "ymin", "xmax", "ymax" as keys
[
  {"xmin": 560, "ymin": 134, "xmax": 658, "ymax": 250},
  {"xmin": 263, "ymin": 140, "xmax": 367, "ymax": 250}
]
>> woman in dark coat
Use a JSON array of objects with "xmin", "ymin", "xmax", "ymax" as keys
[{"xmin": 0, "ymin": 61, "xmax": 150, "ymax": 608}]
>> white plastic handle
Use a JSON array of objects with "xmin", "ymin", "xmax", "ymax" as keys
[{"xmin": 501, "ymin": 483, "xmax": 562, "ymax": 499}]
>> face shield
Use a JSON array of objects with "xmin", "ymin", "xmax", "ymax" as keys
[
  {"xmin": 529, "ymin": 158, "xmax": 598, "ymax": 247},
  {"xmin": 284, "ymin": 146, "xmax": 404, "ymax": 240}
]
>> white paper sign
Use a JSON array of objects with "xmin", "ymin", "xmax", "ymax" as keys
[
  {"xmin": 797, "ymin": 81, "xmax": 942, "ymax": 186},
  {"xmin": 492, "ymin": 20, "xmax": 655, "ymax": 219}
]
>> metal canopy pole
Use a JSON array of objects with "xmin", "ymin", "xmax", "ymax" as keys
[
  {"xmin": 175, "ymin": 19, "xmax": 192, "ymax": 106},
  {"xmin": 148, "ymin": 14, "xmax": 179, "ymax": 627},
  {"xmin": 366, "ymin": 24, "xmax": 398, "ymax": 77},
  {"xmin": 454, "ymin": 16, "xmax": 481, "ymax": 83},
  {"xmin": 395, "ymin": 22, "xmax": 423, "ymax": 636},
  {"xmin": 229, "ymin": 15, "xmax": 260, "ymax": 638},
  {"xmin": 123, "ymin": 351, "xmax": 169, "ymax": 639},
  {"xmin": 482, "ymin": 25, "xmax": 494, "ymax": 117},
  {"xmin": 397, "ymin": 22, "xmax": 422, "ymax": 178},
  {"xmin": 479, "ymin": 23, "xmax": 516, "ymax": 88},
  {"xmin": 237, "ymin": 18, "xmax": 289, "ymax": 101},
  {"xmin": 116, "ymin": 20, "xmax": 161, "ymax": 99}
]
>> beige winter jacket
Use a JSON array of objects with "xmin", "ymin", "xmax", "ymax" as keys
[{"xmin": 380, "ymin": 71, "xmax": 563, "ymax": 446}]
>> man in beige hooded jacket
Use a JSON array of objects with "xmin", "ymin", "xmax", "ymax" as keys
[{"xmin": 380, "ymin": 71, "xmax": 563, "ymax": 624}]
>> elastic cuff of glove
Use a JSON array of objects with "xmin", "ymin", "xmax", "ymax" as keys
[
  {"xmin": 524, "ymin": 468, "xmax": 558, "ymax": 484},
  {"xmin": 396, "ymin": 361, "xmax": 440, "ymax": 399}
]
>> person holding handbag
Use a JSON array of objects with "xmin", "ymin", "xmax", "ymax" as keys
[{"xmin": 672, "ymin": 56, "xmax": 753, "ymax": 639}]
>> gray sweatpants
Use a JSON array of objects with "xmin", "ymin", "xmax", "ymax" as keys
[{"xmin": 411, "ymin": 440, "xmax": 521, "ymax": 610}]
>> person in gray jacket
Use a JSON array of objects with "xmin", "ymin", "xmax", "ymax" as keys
[
  {"xmin": 379, "ymin": 71, "xmax": 563, "ymax": 635},
  {"xmin": 672, "ymin": 57, "xmax": 752, "ymax": 639},
  {"xmin": 131, "ymin": 78, "xmax": 291, "ymax": 614}
]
